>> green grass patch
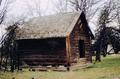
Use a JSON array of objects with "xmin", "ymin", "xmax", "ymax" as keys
[
  {"xmin": 93, "ymin": 54, "xmax": 120, "ymax": 68},
  {"xmin": 0, "ymin": 54, "xmax": 120, "ymax": 79}
]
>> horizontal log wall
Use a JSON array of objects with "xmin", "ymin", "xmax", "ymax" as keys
[
  {"xmin": 69, "ymin": 19, "xmax": 92, "ymax": 64},
  {"xmin": 18, "ymin": 49, "xmax": 67, "ymax": 66},
  {"xmin": 17, "ymin": 38, "xmax": 67, "ymax": 66}
]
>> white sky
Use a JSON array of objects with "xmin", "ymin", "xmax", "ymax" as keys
[
  {"xmin": 3, "ymin": 0, "xmax": 55, "ymax": 24},
  {"xmin": 0, "ymin": 0, "xmax": 57, "ymax": 39},
  {"xmin": 0, "ymin": 0, "xmax": 108, "ymax": 39}
]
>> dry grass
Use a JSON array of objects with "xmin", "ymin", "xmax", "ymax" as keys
[{"xmin": 0, "ymin": 54, "xmax": 120, "ymax": 79}]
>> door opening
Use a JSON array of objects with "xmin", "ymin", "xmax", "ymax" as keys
[{"xmin": 79, "ymin": 40, "xmax": 85, "ymax": 58}]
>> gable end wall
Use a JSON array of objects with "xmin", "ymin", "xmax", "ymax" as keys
[{"xmin": 69, "ymin": 18, "xmax": 92, "ymax": 65}]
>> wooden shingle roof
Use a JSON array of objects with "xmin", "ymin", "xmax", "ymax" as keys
[{"xmin": 16, "ymin": 12, "xmax": 81, "ymax": 39}]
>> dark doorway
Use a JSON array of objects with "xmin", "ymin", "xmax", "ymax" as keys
[{"xmin": 79, "ymin": 40, "xmax": 85, "ymax": 58}]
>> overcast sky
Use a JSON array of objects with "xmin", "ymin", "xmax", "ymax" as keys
[
  {"xmin": 0, "ymin": 0, "xmax": 108, "ymax": 39},
  {"xmin": 0, "ymin": 0, "xmax": 56, "ymax": 39},
  {"xmin": 2, "ymin": 0, "xmax": 107, "ymax": 24}
]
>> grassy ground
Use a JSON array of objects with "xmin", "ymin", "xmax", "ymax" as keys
[{"xmin": 0, "ymin": 54, "xmax": 120, "ymax": 79}]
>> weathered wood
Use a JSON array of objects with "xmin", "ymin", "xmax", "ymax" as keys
[
  {"xmin": 16, "ymin": 13, "xmax": 93, "ymax": 69},
  {"xmin": 69, "ymin": 17, "xmax": 92, "ymax": 64},
  {"xmin": 66, "ymin": 36, "xmax": 71, "ymax": 67}
]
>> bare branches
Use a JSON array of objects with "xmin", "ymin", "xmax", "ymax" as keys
[
  {"xmin": 94, "ymin": 0, "xmax": 120, "ymax": 61},
  {"xmin": 69, "ymin": 0, "xmax": 102, "ymax": 21},
  {"xmin": 97, "ymin": 0, "xmax": 120, "ymax": 28},
  {"xmin": 0, "ymin": 23, "xmax": 18, "ymax": 71},
  {"xmin": 0, "ymin": 0, "xmax": 8, "ymax": 24},
  {"xmin": 93, "ymin": 26, "xmax": 120, "ymax": 61},
  {"xmin": 53, "ymin": 0, "xmax": 102, "ymax": 21},
  {"xmin": 117, "ymin": 9, "xmax": 120, "ymax": 28},
  {"xmin": 114, "ymin": 1, "xmax": 120, "ymax": 29}
]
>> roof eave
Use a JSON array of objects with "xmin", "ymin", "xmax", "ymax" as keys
[{"xmin": 66, "ymin": 12, "xmax": 81, "ymax": 36}]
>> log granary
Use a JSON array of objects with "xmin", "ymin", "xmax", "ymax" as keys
[{"xmin": 15, "ymin": 12, "xmax": 94, "ymax": 70}]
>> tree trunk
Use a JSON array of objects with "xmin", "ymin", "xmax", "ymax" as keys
[
  {"xmin": 0, "ymin": 49, "xmax": 3, "ymax": 70},
  {"xmin": 95, "ymin": 51, "xmax": 101, "ymax": 62},
  {"xmin": 5, "ymin": 56, "xmax": 8, "ymax": 71},
  {"xmin": 17, "ymin": 52, "xmax": 20, "ymax": 70},
  {"xmin": 10, "ymin": 50, "xmax": 14, "ymax": 72},
  {"xmin": 95, "ymin": 46, "xmax": 101, "ymax": 62}
]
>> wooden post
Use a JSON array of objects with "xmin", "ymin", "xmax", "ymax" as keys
[{"xmin": 66, "ymin": 35, "xmax": 71, "ymax": 71}]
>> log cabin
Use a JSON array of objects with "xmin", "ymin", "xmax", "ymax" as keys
[{"xmin": 15, "ymin": 12, "xmax": 94, "ymax": 70}]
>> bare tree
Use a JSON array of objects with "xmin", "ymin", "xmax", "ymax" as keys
[
  {"xmin": 0, "ymin": 0, "xmax": 8, "ymax": 24},
  {"xmin": 0, "ymin": 0, "xmax": 8, "ymax": 70},
  {"xmin": 0, "ymin": 0, "xmax": 18, "ymax": 71},
  {"xmin": 117, "ymin": 9, "xmax": 120, "ymax": 29},
  {"xmin": 115, "ymin": 0, "xmax": 120, "ymax": 29},
  {"xmin": 93, "ymin": 0, "xmax": 119, "ymax": 61},
  {"xmin": 69, "ymin": 0, "xmax": 103, "ymax": 21},
  {"xmin": 0, "ymin": 0, "xmax": 15, "ymax": 24},
  {"xmin": 0, "ymin": 23, "xmax": 18, "ymax": 72}
]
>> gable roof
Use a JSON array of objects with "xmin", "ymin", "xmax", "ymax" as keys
[
  {"xmin": 79, "ymin": 12, "xmax": 94, "ymax": 39},
  {"xmin": 16, "ymin": 12, "xmax": 81, "ymax": 39},
  {"xmin": 16, "ymin": 12, "xmax": 94, "ymax": 40}
]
